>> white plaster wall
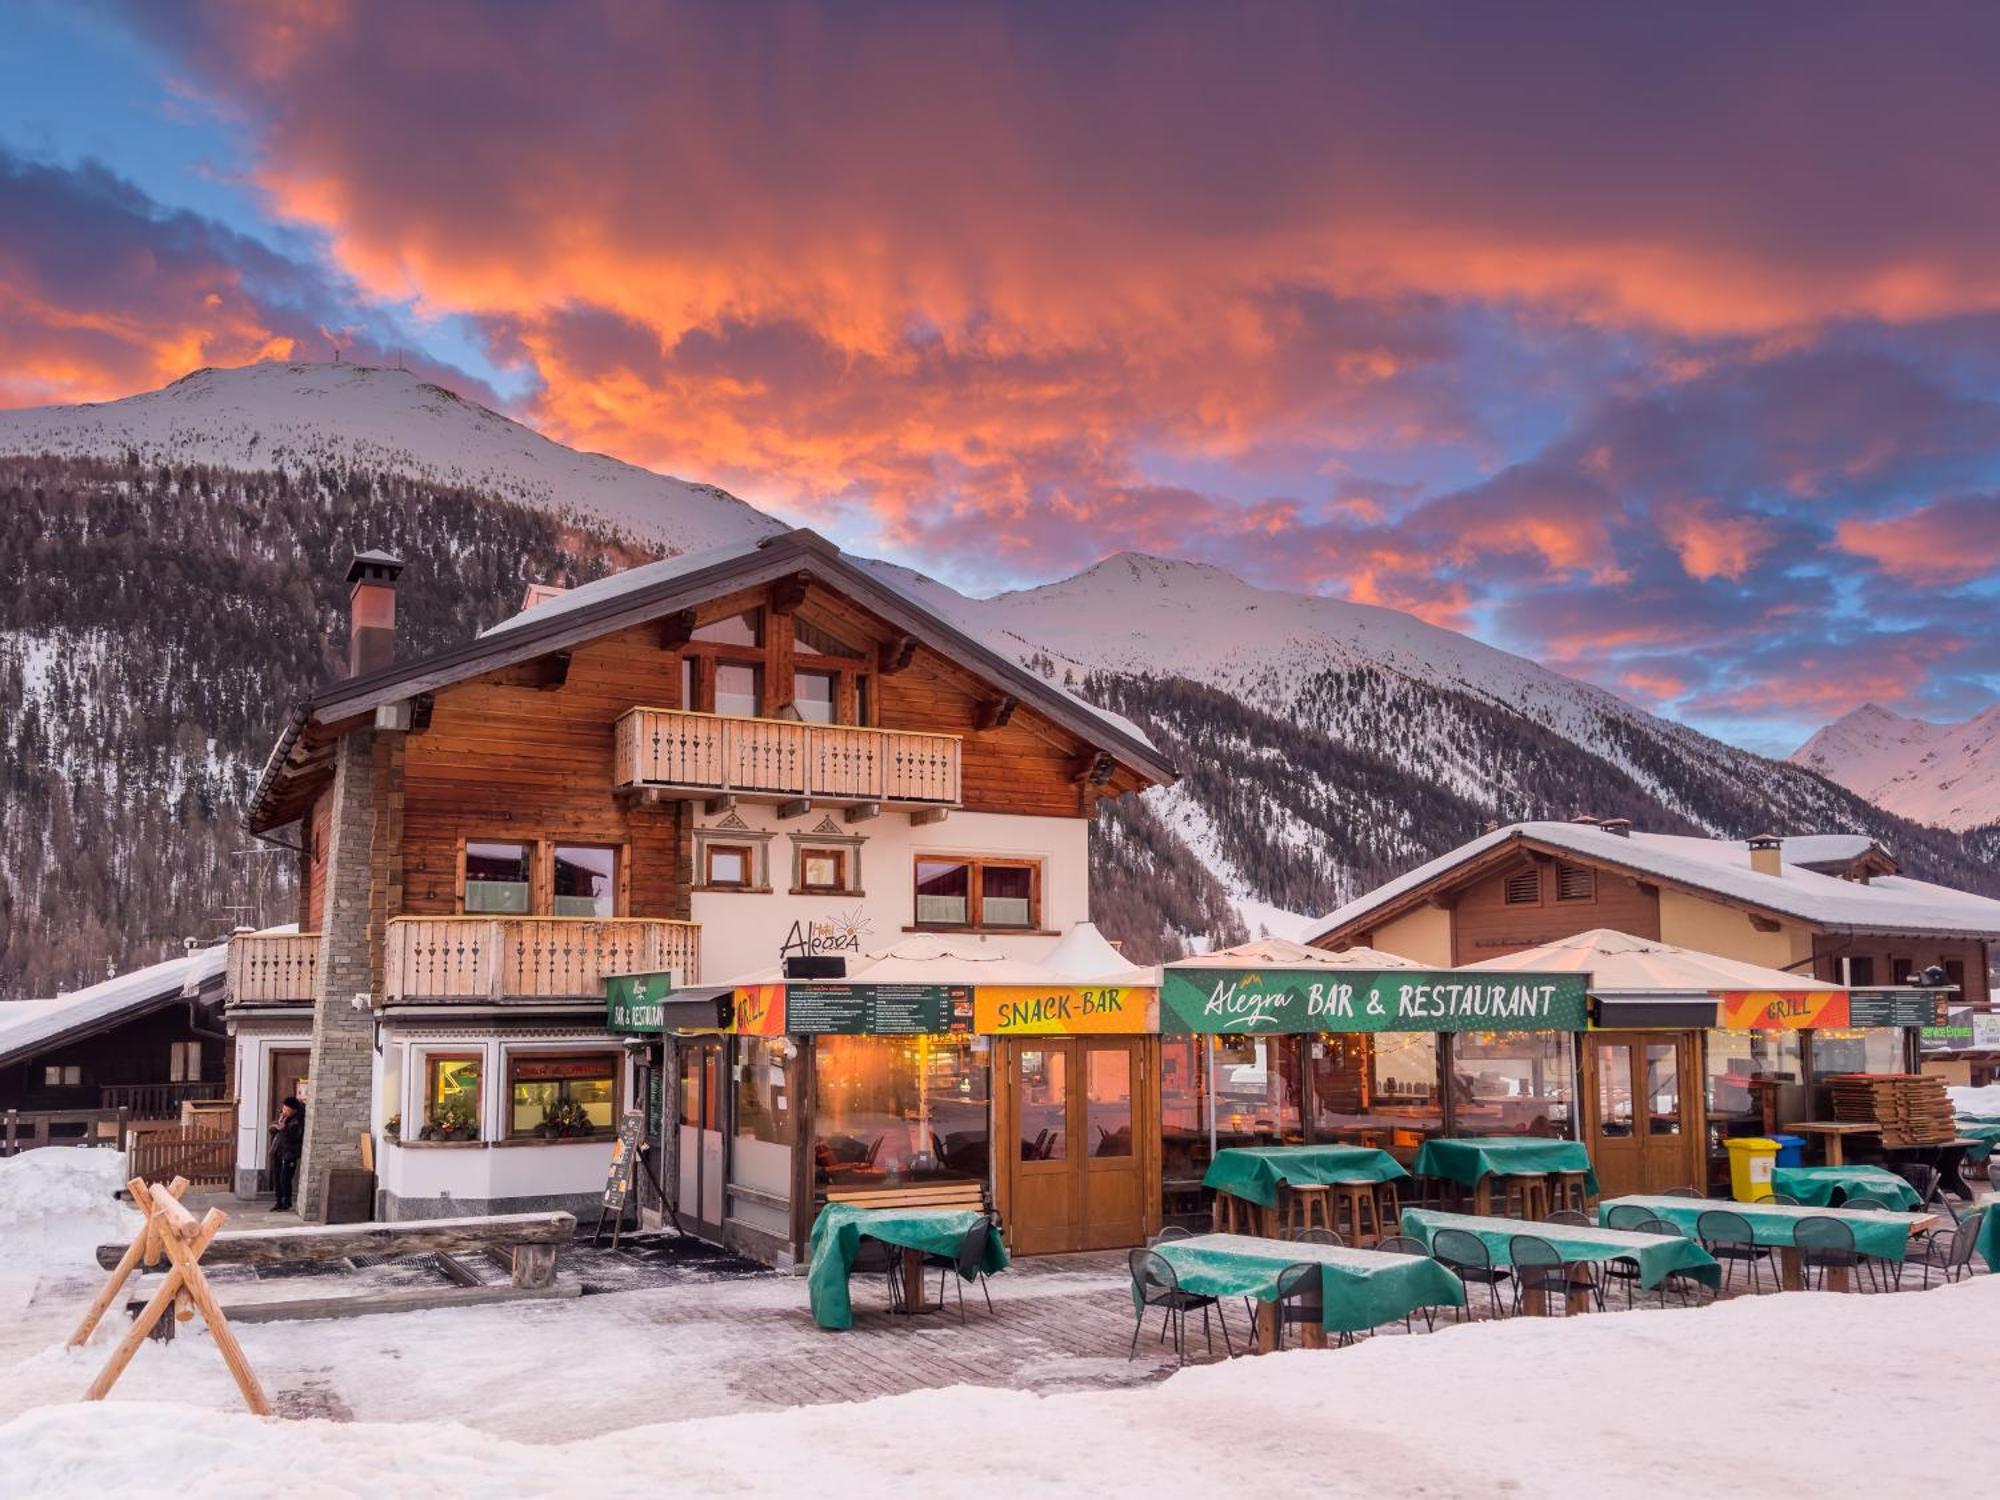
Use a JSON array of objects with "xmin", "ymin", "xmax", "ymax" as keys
[
  {"xmin": 230, "ymin": 1026, "xmax": 314, "ymax": 1174},
  {"xmin": 374, "ymin": 1032, "xmax": 635, "ymax": 1206},
  {"xmin": 691, "ymin": 807, "xmax": 1091, "ymax": 983}
]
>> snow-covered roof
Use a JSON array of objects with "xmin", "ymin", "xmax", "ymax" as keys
[
  {"xmin": 1167, "ymin": 937, "xmax": 1425, "ymax": 970},
  {"xmin": 481, "ymin": 535, "xmax": 772, "ymax": 638},
  {"xmin": 1312, "ymin": 820, "xmax": 2000, "ymax": 942},
  {"xmin": 0, "ymin": 943, "xmax": 229, "ymax": 1065},
  {"xmin": 1462, "ymin": 928, "xmax": 1845, "ymax": 995}
]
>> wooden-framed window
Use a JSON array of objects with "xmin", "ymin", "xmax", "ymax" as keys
[
  {"xmin": 1503, "ymin": 867, "xmax": 1541, "ymax": 906},
  {"xmin": 799, "ymin": 847, "xmax": 847, "ymax": 892},
  {"xmin": 552, "ymin": 844, "xmax": 617, "ymax": 917},
  {"xmin": 914, "ymin": 856, "xmax": 1041, "ymax": 931},
  {"xmin": 1847, "ymin": 955, "xmax": 1876, "ymax": 987},
  {"xmin": 422, "ymin": 1053, "xmax": 483, "ymax": 1141},
  {"xmin": 792, "ymin": 668, "xmax": 837, "ymax": 724},
  {"xmin": 168, "ymin": 1041, "xmax": 202, "ymax": 1083},
  {"xmin": 714, "ymin": 661, "xmax": 763, "ymax": 718},
  {"xmin": 1554, "ymin": 862, "xmax": 1596, "ymax": 903},
  {"xmin": 43, "ymin": 1064, "xmax": 82, "ymax": 1088},
  {"xmin": 692, "ymin": 608, "xmax": 763, "ymax": 647},
  {"xmin": 507, "ymin": 1052, "xmax": 618, "ymax": 1140},
  {"xmin": 705, "ymin": 843, "xmax": 754, "ymax": 889},
  {"xmin": 464, "ymin": 839, "xmax": 532, "ymax": 913}
]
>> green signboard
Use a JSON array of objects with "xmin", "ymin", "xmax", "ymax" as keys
[
  {"xmin": 606, "ymin": 970, "xmax": 677, "ymax": 1033},
  {"xmin": 784, "ymin": 983, "xmax": 973, "ymax": 1036},
  {"xmin": 1847, "ymin": 989, "xmax": 1941, "ymax": 1029},
  {"xmin": 1160, "ymin": 968, "xmax": 1590, "ymax": 1035}
]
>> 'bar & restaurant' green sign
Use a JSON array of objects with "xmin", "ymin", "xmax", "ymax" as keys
[
  {"xmin": 606, "ymin": 970, "xmax": 676, "ymax": 1033},
  {"xmin": 1160, "ymin": 968, "xmax": 1590, "ymax": 1035}
]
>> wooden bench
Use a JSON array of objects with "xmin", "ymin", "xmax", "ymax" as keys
[
  {"xmin": 825, "ymin": 1182, "xmax": 989, "ymax": 1213},
  {"xmin": 95, "ymin": 1211, "xmax": 580, "ymax": 1325}
]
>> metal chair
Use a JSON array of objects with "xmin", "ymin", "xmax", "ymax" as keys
[
  {"xmin": 1697, "ymin": 1209, "xmax": 1775, "ymax": 1295},
  {"xmin": 927, "ymin": 1214, "xmax": 999, "ymax": 1322},
  {"xmin": 1546, "ymin": 1208, "xmax": 1592, "ymax": 1226},
  {"xmin": 1149, "ymin": 1225, "xmax": 1195, "ymax": 1245},
  {"xmin": 1905, "ymin": 1207, "xmax": 1987, "ymax": 1289},
  {"xmin": 1842, "ymin": 1192, "xmax": 1903, "ymax": 1213},
  {"xmin": 1127, "ymin": 1248, "xmax": 1233, "ymax": 1364},
  {"xmin": 1637, "ymin": 1215, "xmax": 1710, "ymax": 1307},
  {"xmin": 1604, "ymin": 1204, "xmax": 1654, "ymax": 1231},
  {"xmin": 1509, "ymin": 1233, "xmax": 1594, "ymax": 1316},
  {"xmin": 1374, "ymin": 1234, "xmax": 1440, "ymax": 1331},
  {"xmin": 851, "ymin": 1235, "xmax": 906, "ymax": 1312},
  {"xmin": 1433, "ymin": 1227, "xmax": 1509, "ymax": 1320},
  {"xmin": 1271, "ymin": 1261, "xmax": 1326, "ymax": 1350},
  {"xmin": 1753, "ymin": 1192, "xmax": 1802, "ymax": 1206},
  {"xmin": 1660, "ymin": 1186, "xmax": 1704, "ymax": 1198},
  {"xmin": 1793, "ymin": 1215, "xmax": 1878, "ymax": 1293},
  {"xmin": 1291, "ymin": 1226, "xmax": 1344, "ymax": 1245},
  {"xmin": 1887, "ymin": 1163, "xmax": 1944, "ymax": 1212}
]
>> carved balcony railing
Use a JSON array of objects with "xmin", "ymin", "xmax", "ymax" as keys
[
  {"xmin": 614, "ymin": 708, "xmax": 961, "ymax": 808},
  {"xmin": 383, "ymin": 916, "xmax": 701, "ymax": 1004},
  {"xmin": 225, "ymin": 931, "xmax": 321, "ymax": 1005}
]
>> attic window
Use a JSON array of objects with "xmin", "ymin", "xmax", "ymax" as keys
[
  {"xmin": 692, "ymin": 608, "xmax": 762, "ymax": 647},
  {"xmin": 1555, "ymin": 863, "xmax": 1596, "ymax": 903},
  {"xmin": 1504, "ymin": 867, "xmax": 1541, "ymax": 906}
]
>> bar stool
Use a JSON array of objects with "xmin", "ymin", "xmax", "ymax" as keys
[
  {"xmin": 1551, "ymin": 1172, "xmax": 1590, "ymax": 1217},
  {"xmin": 1212, "ymin": 1191, "xmax": 1250, "ymax": 1234},
  {"xmin": 1331, "ymin": 1182, "xmax": 1381, "ymax": 1245},
  {"xmin": 1504, "ymin": 1174, "xmax": 1551, "ymax": 1221},
  {"xmin": 1373, "ymin": 1180, "xmax": 1403, "ymax": 1239},
  {"xmin": 1285, "ymin": 1186, "xmax": 1333, "ymax": 1237}
]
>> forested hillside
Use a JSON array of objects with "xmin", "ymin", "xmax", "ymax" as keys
[{"xmin": 0, "ymin": 455, "xmax": 642, "ymax": 995}]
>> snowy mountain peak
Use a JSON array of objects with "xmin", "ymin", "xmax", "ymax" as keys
[
  {"xmin": 1792, "ymin": 702, "xmax": 2000, "ymax": 832},
  {"xmin": 0, "ymin": 360, "xmax": 784, "ymax": 555}
]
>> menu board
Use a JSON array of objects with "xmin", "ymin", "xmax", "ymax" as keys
[
  {"xmin": 779, "ymin": 983, "xmax": 973, "ymax": 1036},
  {"xmin": 602, "ymin": 1109, "xmax": 646, "ymax": 1210},
  {"xmin": 1847, "ymin": 989, "xmax": 1942, "ymax": 1028}
]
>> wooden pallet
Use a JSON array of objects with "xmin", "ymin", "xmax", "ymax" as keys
[{"xmin": 1828, "ymin": 1073, "xmax": 1956, "ymax": 1146}]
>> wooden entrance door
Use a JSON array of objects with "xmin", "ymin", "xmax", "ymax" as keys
[
  {"xmin": 1583, "ymin": 1031, "xmax": 1705, "ymax": 1198},
  {"xmin": 261, "ymin": 1048, "xmax": 310, "ymax": 1189},
  {"xmin": 998, "ymin": 1037, "xmax": 1158, "ymax": 1254}
]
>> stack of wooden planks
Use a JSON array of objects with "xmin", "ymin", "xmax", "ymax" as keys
[{"xmin": 1828, "ymin": 1073, "xmax": 1956, "ymax": 1146}]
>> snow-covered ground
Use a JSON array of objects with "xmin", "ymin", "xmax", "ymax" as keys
[{"xmin": 2, "ymin": 1148, "xmax": 1996, "ymax": 1500}]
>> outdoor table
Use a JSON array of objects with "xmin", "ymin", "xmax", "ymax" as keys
[
  {"xmin": 1779, "ymin": 1121, "xmax": 1879, "ymax": 1167},
  {"xmin": 1881, "ymin": 1138, "xmax": 1980, "ymax": 1201},
  {"xmin": 1145, "ymin": 1231, "xmax": 1464, "ymax": 1351},
  {"xmin": 1411, "ymin": 1137, "xmax": 1598, "ymax": 1213},
  {"xmin": 1202, "ymin": 1145, "xmax": 1409, "ymax": 1237},
  {"xmin": 1402, "ymin": 1208, "xmax": 1720, "ymax": 1313},
  {"xmin": 805, "ymin": 1203, "xmax": 1007, "ymax": 1331},
  {"xmin": 1956, "ymin": 1121, "xmax": 2000, "ymax": 1164},
  {"xmin": 1599, "ymin": 1194, "xmax": 1935, "ymax": 1292},
  {"xmin": 1975, "ymin": 1201, "xmax": 2000, "ymax": 1271},
  {"xmin": 1771, "ymin": 1165, "xmax": 1922, "ymax": 1211}
]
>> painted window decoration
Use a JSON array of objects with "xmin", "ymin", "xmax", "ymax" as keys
[
  {"xmin": 508, "ymin": 1053, "xmax": 617, "ymax": 1139},
  {"xmin": 915, "ymin": 856, "xmax": 1039, "ymax": 930},
  {"xmin": 553, "ymin": 845, "xmax": 616, "ymax": 917},
  {"xmin": 714, "ymin": 661, "xmax": 763, "ymax": 718},
  {"xmin": 705, "ymin": 843, "xmax": 754, "ymax": 889},
  {"xmin": 169, "ymin": 1040, "xmax": 202, "ymax": 1083},
  {"xmin": 423, "ymin": 1055, "xmax": 482, "ymax": 1141},
  {"xmin": 800, "ymin": 847, "xmax": 846, "ymax": 892},
  {"xmin": 465, "ymin": 840, "xmax": 532, "ymax": 913}
]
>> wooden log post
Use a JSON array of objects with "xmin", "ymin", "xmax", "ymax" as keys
[
  {"xmin": 511, "ymin": 1243, "xmax": 558, "ymax": 1289},
  {"xmin": 67, "ymin": 1176, "xmax": 188, "ymax": 1350}
]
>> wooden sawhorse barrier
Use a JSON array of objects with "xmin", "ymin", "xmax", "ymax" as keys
[{"xmin": 69, "ymin": 1175, "xmax": 271, "ymax": 1416}]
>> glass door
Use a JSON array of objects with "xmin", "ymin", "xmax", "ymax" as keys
[
  {"xmin": 1586, "ymin": 1031, "xmax": 1701, "ymax": 1198},
  {"xmin": 676, "ymin": 1040, "xmax": 726, "ymax": 1238}
]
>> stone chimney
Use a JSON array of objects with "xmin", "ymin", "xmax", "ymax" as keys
[
  {"xmin": 1747, "ymin": 833, "xmax": 1783, "ymax": 878},
  {"xmin": 346, "ymin": 550, "xmax": 404, "ymax": 678}
]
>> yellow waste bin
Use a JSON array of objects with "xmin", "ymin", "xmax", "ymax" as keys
[{"xmin": 1725, "ymin": 1137, "xmax": 1780, "ymax": 1202}]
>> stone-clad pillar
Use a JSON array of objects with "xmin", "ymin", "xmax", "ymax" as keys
[{"xmin": 298, "ymin": 729, "xmax": 380, "ymax": 1219}]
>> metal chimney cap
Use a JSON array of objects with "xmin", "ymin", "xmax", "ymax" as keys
[
  {"xmin": 1746, "ymin": 833, "xmax": 1783, "ymax": 850},
  {"xmin": 346, "ymin": 549, "xmax": 405, "ymax": 584}
]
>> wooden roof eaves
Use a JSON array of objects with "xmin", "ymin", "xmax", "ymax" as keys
[{"xmin": 248, "ymin": 530, "xmax": 1176, "ymax": 824}]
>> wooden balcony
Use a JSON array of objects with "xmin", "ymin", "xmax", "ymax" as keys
[
  {"xmin": 99, "ymin": 1082, "xmax": 227, "ymax": 1120},
  {"xmin": 614, "ymin": 707, "xmax": 961, "ymax": 809},
  {"xmin": 383, "ymin": 916, "xmax": 701, "ymax": 1004},
  {"xmin": 225, "ymin": 931, "xmax": 321, "ymax": 1005}
]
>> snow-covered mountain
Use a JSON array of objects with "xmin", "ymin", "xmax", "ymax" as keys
[
  {"xmin": 1792, "ymin": 703, "xmax": 2000, "ymax": 832},
  {"xmin": 0, "ymin": 362, "xmax": 784, "ymax": 554}
]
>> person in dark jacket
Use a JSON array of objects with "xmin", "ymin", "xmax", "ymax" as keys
[{"xmin": 270, "ymin": 1096, "xmax": 306, "ymax": 1212}]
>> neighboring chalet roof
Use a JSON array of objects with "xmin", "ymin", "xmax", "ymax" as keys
[
  {"xmin": 249, "ymin": 529, "xmax": 1174, "ymax": 830},
  {"xmin": 1311, "ymin": 820, "xmax": 2000, "ymax": 945},
  {"xmin": 1167, "ymin": 936, "xmax": 1425, "ymax": 970},
  {"xmin": 0, "ymin": 943, "xmax": 229, "ymax": 1067},
  {"xmin": 1461, "ymin": 928, "xmax": 1846, "ymax": 996}
]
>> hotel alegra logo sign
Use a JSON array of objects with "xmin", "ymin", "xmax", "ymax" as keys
[{"xmin": 1160, "ymin": 969, "xmax": 1590, "ymax": 1035}]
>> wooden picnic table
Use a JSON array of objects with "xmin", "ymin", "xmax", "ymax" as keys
[
  {"xmin": 1601, "ymin": 1195, "xmax": 1936, "ymax": 1292},
  {"xmin": 1403, "ymin": 1208, "xmax": 1720, "ymax": 1315},
  {"xmin": 1202, "ymin": 1145, "xmax": 1408, "ymax": 1238},
  {"xmin": 1779, "ymin": 1121, "xmax": 1879, "ymax": 1166}
]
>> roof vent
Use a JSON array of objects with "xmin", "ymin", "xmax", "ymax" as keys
[
  {"xmin": 1598, "ymin": 817, "xmax": 1632, "ymax": 838},
  {"xmin": 1747, "ymin": 833, "xmax": 1783, "ymax": 878},
  {"xmin": 1571, "ymin": 814, "xmax": 1601, "ymax": 826},
  {"xmin": 520, "ymin": 580, "xmax": 570, "ymax": 613}
]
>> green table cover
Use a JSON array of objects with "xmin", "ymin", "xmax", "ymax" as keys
[
  {"xmin": 1954, "ymin": 1122, "xmax": 2000, "ymax": 1163},
  {"xmin": 1598, "ymin": 1194, "xmax": 1928, "ymax": 1263},
  {"xmin": 1402, "ymin": 1208, "xmax": 1720, "ymax": 1290},
  {"xmin": 1412, "ymin": 1137, "xmax": 1599, "ymax": 1193},
  {"xmin": 1972, "ymin": 1204, "xmax": 1999, "ymax": 1271},
  {"xmin": 1144, "ymin": 1232, "xmax": 1464, "ymax": 1334},
  {"xmin": 806, "ymin": 1203, "xmax": 1007, "ymax": 1331},
  {"xmin": 1771, "ymin": 1165, "xmax": 1922, "ymax": 1210},
  {"xmin": 1202, "ymin": 1145, "xmax": 1410, "ymax": 1210}
]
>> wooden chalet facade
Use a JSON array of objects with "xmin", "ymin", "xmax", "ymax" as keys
[
  {"xmin": 1309, "ymin": 819, "xmax": 2000, "ymax": 1196},
  {"xmin": 227, "ymin": 529, "xmax": 1172, "ymax": 1250}
]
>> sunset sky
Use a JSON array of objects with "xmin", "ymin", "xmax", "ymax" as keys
[{"xmin": 4, "ymin": 2, "xmax": 1999, "ymax": 754}]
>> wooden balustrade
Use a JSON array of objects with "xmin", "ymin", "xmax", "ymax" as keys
[
  {"xmin": 384, "ymin": 917, "xmax": 701, "ymax": 1003},
  {"xmin": 225, "ymin": 932, "xmax": 321, "ymax": 1005},
  {"xmin": 615, "ymin": 707, "xmax": 960, "ymax": 806},
  {"xmin": 97, "ymin": 1082, "xmax": 226, "ymax": 1119}
]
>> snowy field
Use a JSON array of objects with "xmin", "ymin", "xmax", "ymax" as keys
[{"xmin": 2, "ymin": 1150, "xmax": 1994, "ymax": 1500}]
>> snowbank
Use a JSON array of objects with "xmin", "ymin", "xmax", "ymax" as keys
[
  {"xmin": 6, "ymin": 1271, "xmax": 1995, "ymax": 1500},
  {"xmin": 1949, "ymin": 1083, "xmax": 2000, "ymax": 1115},
  {"xmin": 0, "ymin": 1149, "xmax": 139, "ymax": 1311}
]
